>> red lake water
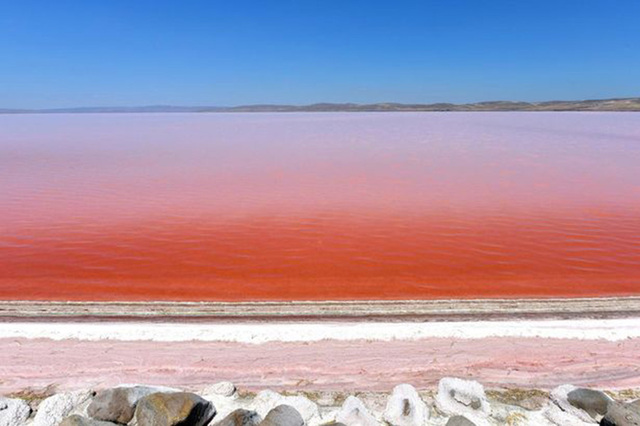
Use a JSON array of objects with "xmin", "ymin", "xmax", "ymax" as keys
[{"xmin": 1, "ymin": 112, "xmax": 639, "ymax": 301}]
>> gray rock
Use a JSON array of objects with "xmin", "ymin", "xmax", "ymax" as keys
[
  {"xmin": 0, "ymin": 397, "xmax": 31, "ymax": 426},
  {"xmin": 133, "ymin": 392, "xmax": 216, "ymax": 426},
  {"xmin": 567, "ymin": 389, "xmax": 611, "ymax": 419},
  {"xmin": 259, "ymin": 405, "xmax": 304, "ymax": 426},
  {"xmin": 212, "ymin": 409, "xmax": 261, "ymax": 426},
  {"xmin": 601, "ymin": 401, "xmax": 640, "ymax": 426},
  {"xmin": 446, "ymin": 416, "xmax": 477, "ymax": 426},
  {"xmin": 59, "ymin": 414, "xmax": 120, "ymax": 426},
  {"xmin": 88, "ymin": 386, "xmax": 176, "ymax": 424}
]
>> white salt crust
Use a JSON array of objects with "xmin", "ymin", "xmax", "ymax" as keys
[{"xmin": 0, "ymin": 318, "xmax": 638, "ymax": 343}]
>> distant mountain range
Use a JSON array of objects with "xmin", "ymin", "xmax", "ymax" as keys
[{"xmin": 2, "ymin": 97, "xmax": 639, "ymax": 114}]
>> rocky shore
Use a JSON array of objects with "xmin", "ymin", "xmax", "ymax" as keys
[{"xmin": 2, "ymin": 379, "xmax": 639, "ymax": 426}]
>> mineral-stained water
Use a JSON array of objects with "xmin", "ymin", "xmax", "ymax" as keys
[{"xmin": 1, "ymin": 112, "xmax": 639, "ymax": 300}]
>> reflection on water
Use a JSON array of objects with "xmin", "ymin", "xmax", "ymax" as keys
[{"xmin": 1, "ymin": 112, "xmax": 639, "ymax": 300}]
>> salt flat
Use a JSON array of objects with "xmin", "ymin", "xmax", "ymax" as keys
[{"xmin": 1, "ymin": 317, "xmax": 639, "ymax": 393}]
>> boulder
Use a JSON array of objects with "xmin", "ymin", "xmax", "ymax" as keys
[
  {"xmin": 59, "ymin": 414, "xmax": 119, "ymax": 426},
  {"xmin": 550, "ymin": 385, "xmax": 598, "ymax": 424},
  {"xmin": 201, "ymin": 384, "xmax": 243, "ymax": 420},
  {"xmin": 88, "ymin": 385, "xmax": 177, "ymax": 424},
  {"xmin": 203, "ymin": 382, "xmax": 237, "ymax": 398},
  {"xmin": 383, "ymin": 384, "xmax": 429, "ymax": 426},
  {"xmin": 0, "ymin": 397, "xmax": 31, "ymax": 426},
  {"xmin": 436, "ymin": 378, "xmax": 490, "ymax": 419},
  {"xmin": 133, "ymin": 392, "xmax": 216, "ymax": 426},
  {"xmin": 33, "ymin": 390, "xmax": 94, "ymax": 426},
  {"xmin": 250, "ymin": 390, "xmax": 319, "ymax": 425},
  {"xmin": 601, "ymin": 400, "xmax": 640, "ymax": 426},
  {"xmin": 543, "ymin": 403, "xmax": 594, "ymax": 426},
  {"xmin": 259, "ymin": 405, "xmax": 304, "ymax": 426},
  {"xmin": 567, "ymin": 388, "xmax": 611, "ymax": 419},
  {"xmin": 335, "ymin": 396, "xmax": 378, "ymax": 426},
  {"xmin": 212, "ymin": 409, "xmax": 261, "ymax": 426},
  {"xmin": 446, "ymin": 416, "xmax": 476, "ymax": 426}
]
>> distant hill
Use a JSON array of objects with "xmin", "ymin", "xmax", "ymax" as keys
[{"xmin": 2, "ymin": 98, "xmax": 639, "ymax": 113}]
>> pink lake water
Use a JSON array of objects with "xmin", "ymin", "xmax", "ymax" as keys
[{"xmin": 1, "ymin": 112, "xmax": 639, "ymax": 301}]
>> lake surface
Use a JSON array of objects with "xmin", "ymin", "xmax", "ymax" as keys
[{"xmin": 1, "ymin": 112, "xmax": 639, "ymax": 301}]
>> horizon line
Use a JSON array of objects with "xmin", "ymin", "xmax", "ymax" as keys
[{"xmin": 2, "ymin": 96, "xmax": 640, "ymax": 113}]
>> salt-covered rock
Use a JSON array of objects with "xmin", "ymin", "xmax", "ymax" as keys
[
  {"xmin": 436, "ymin": 378, "xmax": 490, "ymax": 420},
  {"xmin": 250, "ymin": 390, "xmax": 319, "ymax": 425},
  {"xmin": 200, "ymin": 383, "xmax": 243, "ymax": 421},
  {"xmin": 259, "ymin": 405, "xmax": 303, "ymax": 426},
  {"xmin": 202, "ymin": 382, "xmax": 237, "ymax": 399},
  {"xmin": 212, "ymin": 408, "xmax": 261, "ymax": 426},
  {"xmin": 601, "ymin": 400, "xmax": 640, "ymax": 426},
  {"xmin": 33, "ymin": 390, "xmax": 94, "ymax": 426},
  {"xmin": 0, "ymin": 397, "xmax": 31, "ymax": 426},
  {"xmin": 549, "ymin": 385, "xmax": 597, "ymax": 424},
  {"xmin": 335, "ymin": 396, "xmax": 378, "ymax": 426},
  {"xmin": 446, "ymin": 415, "xmax": 476, "ymax": 426},
  {"xmin": 59, "ymin": 414, "xmax": 119, "ymax": 426},
  {"xmin": 543, "ymin": 403, "xmax": 594, "ymax": 426},
  {"xmin": 382, "ymin": 384, "xmax": 429, "ymax": 426},
  {"xmin": 201, "ymin": 394, "xmax": 242, "ymax": 422},
  {"xmin": 88, "ymin": 385, "xmax": 178, "ymax": 424},
  {"xmin": 133, "ymin": 392, "xmax": 216, "ymax": 426},
  {"xmin": 566, "ymin": 388, "xmax": 611, "ymax": 420}
]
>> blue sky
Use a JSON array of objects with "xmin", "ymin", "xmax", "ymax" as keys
[{"xmin": 1, "ymin": 0, "xmax": 639, "ymax": 108}]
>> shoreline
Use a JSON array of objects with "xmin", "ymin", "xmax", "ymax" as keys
[
  {"xmin": 4, "ymin": 299, "xmax": 640, "ymax": 408},
  {"xmin": 2, "ymin": 296, "xmax": 640, "ymax": 321}
]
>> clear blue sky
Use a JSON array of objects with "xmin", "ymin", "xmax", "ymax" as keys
[{"xmin": 1, "ymin": 0, "xmax": 639, "ymax": 108}]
